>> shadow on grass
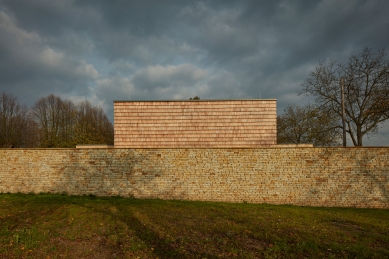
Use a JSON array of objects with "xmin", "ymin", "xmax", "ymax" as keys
[
  {"xmin": 78, "ymin": 200, "xmax": 215, "ymax": 259},
  {"xmin": 2, "ymin": 193, "xmax": 389, "ymax": 258}
]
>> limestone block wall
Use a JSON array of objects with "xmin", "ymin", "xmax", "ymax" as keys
[
  {"xmin": 0, "ymin": 148, "xmax": 388, "ymax": 208},
  {"xmin": 114, "ymin": 100, "xmax": 277, "ymax": 147}
]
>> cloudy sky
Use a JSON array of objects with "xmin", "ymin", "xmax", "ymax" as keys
[{"xmin": 0, "ymin": 0, "xmax": 388, "ymax": 145}]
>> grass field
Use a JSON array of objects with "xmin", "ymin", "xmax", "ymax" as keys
[{"xmin": 0, "ymin": 193, "xmax": 388, "ymax": 258}]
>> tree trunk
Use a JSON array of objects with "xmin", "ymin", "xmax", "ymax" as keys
[{"xmin": 357, "ymin": 125, "xmax": 363, "ymax": 146}]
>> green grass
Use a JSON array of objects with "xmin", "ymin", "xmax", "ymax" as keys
[{"xmin": 0, "ymin": 193, "xmax": 388, "ymax": 258}]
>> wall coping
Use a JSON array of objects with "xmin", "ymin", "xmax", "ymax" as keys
[
  {"xmin": 76, "ymin": 144, "xmax": 114, "ymax": 148},
  {"xmin": 1, "ymin": 146, "xmax": 388, "ymax": 150},
  {"xmin": 113, "ymin": 99, "xmax": 277, "ymax": 103}
]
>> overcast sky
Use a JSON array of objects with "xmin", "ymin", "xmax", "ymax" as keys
[{"xmin": 0, "ymin": 0, "xmax": 388, "ymax": 145}]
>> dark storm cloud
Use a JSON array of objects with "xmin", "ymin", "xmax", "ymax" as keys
[
  {"xmin": 0, "ymin": 0, "xmax": 388, "ymax": 145},
  {"xmin": 0, "ymin": 8, "xmax": 98, "ymax": 105}
]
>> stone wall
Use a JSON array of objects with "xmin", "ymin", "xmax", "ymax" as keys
[
  {"xmin": 114, "ymin": 100, "xmax": 277, "ymax": 147},
  {"xmin": 0, "ymin": 147, "xmax": 388, "ymax": 208}
]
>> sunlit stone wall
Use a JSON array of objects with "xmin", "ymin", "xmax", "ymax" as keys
[{"xmin": 0, "ymin": 147, "xmax": 388, "ymax": 208}]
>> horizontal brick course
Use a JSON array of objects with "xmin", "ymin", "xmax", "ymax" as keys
[{"xmin": 0, "ymin": 148, "xmax": 388, "ymax": 208}]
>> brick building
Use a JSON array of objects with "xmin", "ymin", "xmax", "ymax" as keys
[{"xmin": 114, "ymin": 99, "xmax": 277, "ymax": 148}]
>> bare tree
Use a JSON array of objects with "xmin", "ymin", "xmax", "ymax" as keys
[
  {"xmin": 74, "ymin": 100, "xmax": 113, "ymax": 145},
  {"xmin": 23, "ymin": 119, "xmax": 40, "ymax": 148},
  {"xmin": 0, "ymin": 92, "xmax": 33, "ymax": 148},
  {"xmin": 277, "ymin": 104, "xmax": 341, "ymax": 146},
  {"xmin": 300, "ymin": 48, "xmax": 389, "ymax": 146},
  {"xmin": 58, "ymin": 99, "xmax": 77, "ymax": 147},
  {"xmin": 32, "ymin": 94, "xmax": 64, "ymax": 147},
  {"xmin": 32, "ymin": 95, "xmax": 114, "ymax": 147}
]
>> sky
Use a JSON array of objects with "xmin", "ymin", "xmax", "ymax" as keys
[{"xmin": 0, "ymin": 0, "xmax": 388, "ymax": 146}]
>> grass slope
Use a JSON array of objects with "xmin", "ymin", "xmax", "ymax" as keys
[{"xmin": 0, "ymin": 193, "xmax": 388, "ymax": 258}]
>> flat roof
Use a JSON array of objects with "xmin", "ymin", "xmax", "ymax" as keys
[{"xmin": 114, "ymin": 99, "xmax": 277, "ymax": 103}]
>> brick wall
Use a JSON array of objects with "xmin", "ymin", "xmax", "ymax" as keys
[
  {"xmin": 114, "ymin": 100, "xmax": 277, "ymax": 147},
  {"xmin": 1, "ymin": 148, "xmax": 388, "ymax": 208}
]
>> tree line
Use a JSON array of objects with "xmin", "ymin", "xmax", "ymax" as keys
[
  {"xmin": 0, "ymin": 93, "xmax": 113, "ymax": 148},
  {"xmin": 278, "ymin": 48, "xmax": 389, "ymax": 146}
]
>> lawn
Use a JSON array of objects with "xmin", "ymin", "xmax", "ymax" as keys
[{"xmin": 0, "ymin": 194, "xmax": 388, "ymax": 258}]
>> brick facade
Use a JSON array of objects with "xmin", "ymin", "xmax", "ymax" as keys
[
  {"xmin": 114, "ymin": 100, "xmax": 277, "ymax": 147},
  {"xmin": 1, "ymin": 147, "xmax": 388, "ymax": 208}
]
